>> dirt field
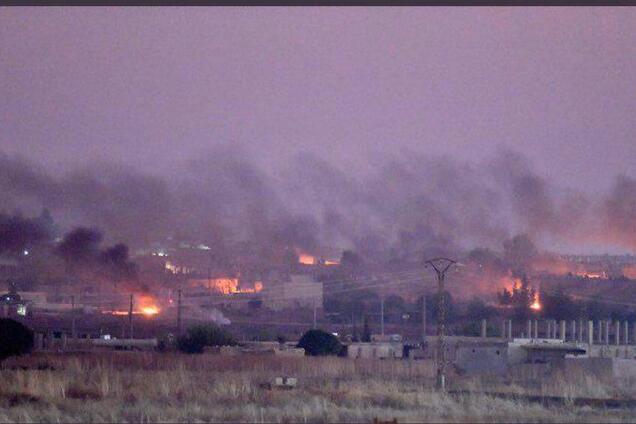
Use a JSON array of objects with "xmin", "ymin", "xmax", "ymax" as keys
[{"xmin": 1, "ymin": 352, "xmax": 636, "ymax": 423}]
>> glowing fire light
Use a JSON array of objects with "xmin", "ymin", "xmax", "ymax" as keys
[
  {"xmin": 298, "ymin": 253, "xmax": 316, "ymax": 265},
  {"xmin": 530, "ymin": 293, "xmax": 542, "ymax": 310},
  {"xmin": 208, "ymin": 278, "xmax": 263, "ymax": 294},
  {"xmin": 140, "ymin": 305, "xmax": 159, "ymax": 316},
  {"xmin": 102, "ymin": 294, "xmax": 161, "ymax": 317}
]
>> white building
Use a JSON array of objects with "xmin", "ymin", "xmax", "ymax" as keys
[{"xmin": 262, "ymin": 274, "xmax": 323, "ymax": 311}]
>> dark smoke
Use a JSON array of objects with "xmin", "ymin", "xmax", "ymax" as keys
[
  {"xmin": 56, "ymin": 227, "xmax": 103, "ymax": 264},
  {"xmin": 1, "ymin": 145, "xmax": 635, "ymax": 268},
  {"xmin": 0, "ymin": 211, "xmax": 52, "ymax": 256},
  {"xmin": 55, "ymin": 227, "xmax": 137, "ymax": 281}
]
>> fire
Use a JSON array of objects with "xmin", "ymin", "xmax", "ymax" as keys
[
  {"xmin": 624, "ymin": 265, "xmax": 636, "ymax": 280},
  {"xmin": 298, "ymin": 253, "xmax": 316, "ymax": 265},
  {"xmin": 208, "ymin": 278, "xmax": 263, "ymax": 294},
  {"xmin": 211, "ymin": 278, "xmax": 239, "ymax": 294},
  {"xmin": 324, "ymin": 260, "xmax": 339, "ymax": 266},
  {"xmin": 103, "ymin": 294, "xmax": 161, "ymax": 317},
  {"xmin": 140, "ymin": 305, "xmax": 159, "ymax": 316},
  {"xmin": 503, "ymin": 277, "xmax": 522, "ymax": 292},
  {"xmin": 530, "ymin": 292, "xmax": 542, "ymax": 310},
  {"xmin": 165, "ymin": 261, "xmax": 192, "ymax": 274}
]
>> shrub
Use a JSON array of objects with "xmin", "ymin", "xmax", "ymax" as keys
[
  {"xmin": 297, "ymin": 329, "xmax": 342, "ymax": 356},
  {"xmin": 0, "ymin": 318, "xmax": 34, "ymax": 362},
  {"xmin": 177, "ymin": 324, "xmax": 237, "ymax": 354}
]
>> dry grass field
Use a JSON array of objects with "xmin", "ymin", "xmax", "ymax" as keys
[{"xmin": 1, "ymin": 352, "xmax": 636, "ymax": 423}]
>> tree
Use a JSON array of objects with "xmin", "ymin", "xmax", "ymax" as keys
[
  {"xmin": 497, "ymin": 274, "xmax": 536, "ymax": 320},
  {"xmin": 384, "ymin": 294, "xmax": 406, "ymax": 324},
  {"xmin": 177, "ymin": 324, "xmax": 237, "ymax": 354},
  {"xmin": 0, "ymin": 319, "xmax": 34, "ymax": 362},
  {"xmin": 419, "ymin": 291, "xmax": 456, "ymax": 324},
  {"xmin": 297, "ymin": 329, "xmax": 342, "ymax": 356},
  {"xmin": 465, "ymin": 297, "xmax": 496, "ymax": 321},
  {"xmin": 362, "ymin": 315, "xmax": 371, "ymax": 342}
]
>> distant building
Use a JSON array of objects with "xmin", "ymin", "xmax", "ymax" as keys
[
  {"xmin": 1, "ymin": 282, "xmax": 28, "ymax": 317},
  {"xmin": 262, "ymin": 274, "xmax": 323, "ymax": 311},
  {"xmin": 347, "ymin": 341, "xmax": 404, "ymax": 359}
]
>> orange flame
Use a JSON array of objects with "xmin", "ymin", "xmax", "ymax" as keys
[
  {"xmin": 298, "ymin": 253, "xmax": 316, "ymax": 265},
  {"xmin": 208, "ymin": 278, "xmax": 263, "ymax": 294},
  {"xmin": 530, "ymin": 292, "xmax": 542, "ymax": 310},
  {"xmin": 103, "ymin": 294, "xmax": 161, "ymax": 317}
]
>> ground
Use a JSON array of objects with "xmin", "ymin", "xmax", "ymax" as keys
[{"xmin": 1, "ymin": 352, "xmax": 636, "ymax": 423}]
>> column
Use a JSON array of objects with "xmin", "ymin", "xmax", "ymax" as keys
[
  {"xmin": 560, "ymin": 320, "xmax": 566, "ymax": 341},
  {"xmin": 615, "ymin": 320, "xmax": 621, "ymax": 346},
  {"xmin": 35, "ymin": 333, "xmax": 44, "ymax": 350},
  {"xmin": 481, "ymin": 319, "xmax": 487, "ymax": 338},
  {"xmin": 588, "ymin": 320, "xmax": 594, "ymax": 346},
  {"xmin": 527, "ymin": 320, "xmax": 532, "ymax": 339},
  {"xmin": 533, "ymin": 319, "xmax": 538, "ymax": 339}
]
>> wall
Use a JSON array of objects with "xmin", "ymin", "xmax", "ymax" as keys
[
  {"xmin": 347, "ymin": 342, "xmax": 404, "ymax": 359},
  {"xmin": 455, "ymin": 345, "xmax": 508, "ymax": 375},
  {"xmin": 562, "ymin": 357, "xmax": 636, "ymax": 380},
  {"xmin": 263, "ymin": 274, "xmax": 323, "ymax": 311}
]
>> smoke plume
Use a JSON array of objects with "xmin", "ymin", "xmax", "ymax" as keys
[{"xmin": 1, "ymin": 145, "xmax": 635, "ymax": 268}]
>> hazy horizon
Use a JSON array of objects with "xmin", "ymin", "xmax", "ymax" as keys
[{"xmin": 2, "ymin": 7, "xmax": 636, "ymax": 256}]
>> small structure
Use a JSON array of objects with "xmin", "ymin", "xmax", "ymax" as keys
[
  {"xmin": 347, "ymin": 341, "xmax": 404, "ymax": 359},
  {"xmin": 522, "ymin": 343, "xmax": 586, "ymax": 364},
  {"xmin": 1, "ymin": 282, "xmax": 28, "ymax": 317},
  {"xmin": 261, "ymin": 376, "xmax": 297, "ymax": 390}
]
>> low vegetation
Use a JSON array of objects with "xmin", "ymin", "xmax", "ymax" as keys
[
  {"xmin": 1, "ymin": 352, "xmax": 636, "ymax": 422},
  {"xmin": 177, "ymin": 324, "xmax": 238, "ymax": 353},
  {"xmin": 297, "ymin": 329, "xmax": 343, "ymax": 356},
  {"xmin": 0, "ymin": 319, "xmax": 34, "ymax": 363}
]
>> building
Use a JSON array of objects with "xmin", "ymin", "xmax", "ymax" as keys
[
  {"xmin": 347, "ymin": 341, "xmax": 404, "ymax": 359},
  {"xmin": 262, "ymin": 274, "xmax": 323, "ymax": 311},
  {"xmin": 1, "ymin": 282, "xmax": 27, "ymax": 317}
]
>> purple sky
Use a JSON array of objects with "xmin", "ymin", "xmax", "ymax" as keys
[{"xmin": 1, "ymin": 7, "xmax": 635, "ymax": 194}]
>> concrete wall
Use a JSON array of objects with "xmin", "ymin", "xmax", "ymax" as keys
[
  {"xmin": 347, "ymin": 342, "xmax": 404, "ymax": 359},
  {"xmin": 587, "ymin": 344, "xmax": 636, "ymax": 359},
  {"xmin": 563, "ymin": 357, "xmax": 636, "ymax": 380},
  {"xmin": 263, "ymin": 275, "xmax": 323, "ymax": 311},
  {"xmin": 455, "ymin": 345, "xmax": 508, "ymax": 375}
]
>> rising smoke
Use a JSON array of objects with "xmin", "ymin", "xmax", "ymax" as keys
[{"xmin": 1, "ymin": 145, "xmax": 635, "ymax": 267}]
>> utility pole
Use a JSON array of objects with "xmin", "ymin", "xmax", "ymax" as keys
[
  {"xmin": 177, "ymin": 285, "xmax": 183, "ymax": 336},
  {"xmin": 128, "ymin": 293, "xmax": 134, "ymax": 340},
  {"xmin": 421, "ymin": 295, "xmax": 427, "ymax": 342},
  {"xmin": 425, "ymin": 257, "xmax": 457, "ymax": 391},
  {"xmin": 380, "ymin": 295, "xmax": 385, "ymax": 336},
  {"xmin": 71, "ymin": 295, "xmax": 77, "ymax": 340}
]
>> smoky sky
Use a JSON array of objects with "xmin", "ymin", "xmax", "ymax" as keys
[{"xmin": 1, "ymin": 8, "xmax": 636, "ymax": 255}]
